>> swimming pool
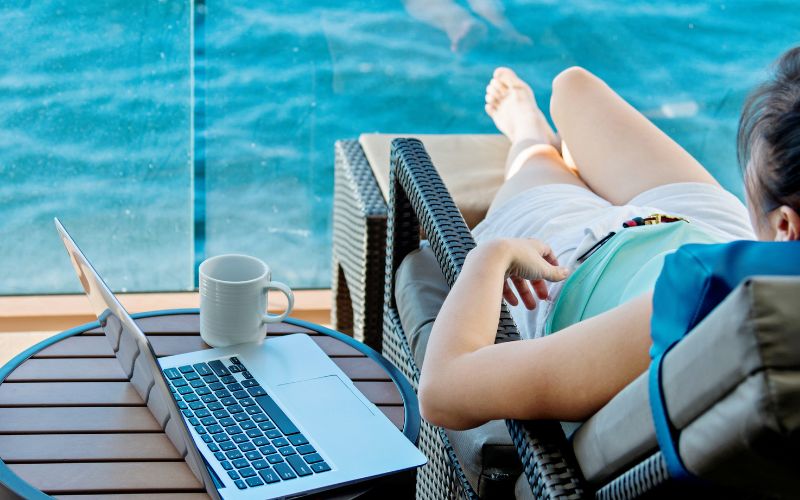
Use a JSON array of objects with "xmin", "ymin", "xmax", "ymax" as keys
[{"xmin": 0, "ymin": 0, "xmax": 797, "ymax": 294}]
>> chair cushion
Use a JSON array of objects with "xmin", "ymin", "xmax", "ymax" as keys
[
  {"xmin": 572, "ymin": 276, "xmax": 800, "ymax": 496},
  {"xmin": 359, "ymin": 133, "xmax": 509, "ymax": 228},
  {"xmin": 395, "ymin": 247, "xmax": 521, "ymax": 496},
  {"xmin": 394, "ymin": 246, "xmax": 449, "ymax": 369}
]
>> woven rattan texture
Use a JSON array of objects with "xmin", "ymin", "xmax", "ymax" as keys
[
  {"xmin": 596, "ymin": 453, "xmax": 668, "ymax": 500},
  {"xmin": 507, "ymin": 419, "xmax": 584, "ymax": 499},
  {"xmin": 382, "ymin": 140, "xmax": 474, "ymax": 499},
  {"xmin": 384, "ymin": 310, "xmax": 472, "ymax": 499},
  {"xmin": 597, "ymin": 452, "xmax": 766, "ymax": 499},
  {"xmin": 383, "ymin": 138, "xmax": 588, "ymax": 499},
  {"xmin": 332, "ymin": 140, "xmax": 388, "ymax": 350}
]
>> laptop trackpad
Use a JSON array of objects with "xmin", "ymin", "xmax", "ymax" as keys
[{"xmin": 276, "ymin": 375, "xmax": 375, "ymax": 423}]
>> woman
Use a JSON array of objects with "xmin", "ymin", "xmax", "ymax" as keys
[{"xmin": 417, "ymin": 47, "xmax": 800, "ymax": 430}]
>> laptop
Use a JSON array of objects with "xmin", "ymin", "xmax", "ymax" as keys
[{"xmin": 55, "ymin": 218, "xmax": 426, "ymax": 498}]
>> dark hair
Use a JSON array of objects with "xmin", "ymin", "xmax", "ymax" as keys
[{"xmin": 737, "ymin": 46, "xmax": 800, "ymax": 215}]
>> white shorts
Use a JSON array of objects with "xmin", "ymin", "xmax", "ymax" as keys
[{"xmin": 472, "ymin": 182, "xmax": 755, "ymax": 339}]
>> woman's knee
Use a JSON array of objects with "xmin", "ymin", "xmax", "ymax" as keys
[{"xmin": 550, "ymin": 66, "xmax": 599, "ymax": 121}]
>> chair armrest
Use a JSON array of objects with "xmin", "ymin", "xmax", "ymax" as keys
[
  {"xmin": 332, "ymin": 140, "xmax": 388, "ymax": 348},
  {"xmin": 386, "ymin": 138, "xmax": 587, "ymax": 499},
  {"xmin": 385, "ymin": 138, "xmax": 518, "ymax": 343}
]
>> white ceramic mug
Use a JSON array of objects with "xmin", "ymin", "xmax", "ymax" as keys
[{"xmin": 199, "ymin": 254, "xmax": 294, "ymax": 347}]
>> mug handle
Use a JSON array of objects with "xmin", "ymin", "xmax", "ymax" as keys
[{"xmin": 262, "ymin": 281, "xmax": 294, "ymax": 324}]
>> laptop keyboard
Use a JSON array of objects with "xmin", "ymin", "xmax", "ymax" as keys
[{"xmin": 164, "ymin": 356, "xmax": 331, "ymax": 491}]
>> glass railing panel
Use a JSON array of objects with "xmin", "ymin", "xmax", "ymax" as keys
[
  {"xmin": 202, "ymin": 1, "xmax": 332, "ymax": 288},
  {"xmin": 203, "ymin": 1, "xmax": 797, "ymax": 291},
  {"xmin": 0, "ymin": 0, "xmax": 193, "ymax": 294},
  {"xmin": 2, "ymin": 1, "xmax": 796, "ymax": 295}
]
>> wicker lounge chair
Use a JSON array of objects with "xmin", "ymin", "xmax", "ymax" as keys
[
  {"xmin": 333, "ymin": 137, "xmax": 800, "ymax": 498},
  {"xmin": 332, "ymin": 134, "xmax": 509, "ymax": 349}
]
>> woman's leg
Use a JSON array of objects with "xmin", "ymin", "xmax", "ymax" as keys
[
  {"xmin": 484, "ymin": 68, "xmax": 591, "ymax": 214},
  {"xmin": 489, "ymin": 145, "xmax": 587, "ymax": 214},
  {"xmin": 549, "ymin": 67, "xmax": 718, "ymax": 206}
]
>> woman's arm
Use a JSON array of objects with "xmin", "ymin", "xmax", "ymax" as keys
[{"xmin": 418, "ymin": 239, "xmax": 653, "ymax": 430}]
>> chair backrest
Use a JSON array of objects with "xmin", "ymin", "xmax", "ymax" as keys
[
  {"xmin": 574, "ymin": 276, "xmax": 800, "ymax": 497},
  {"xmin": 361, "ymin": 133, "xmax": 508, "ymax": 228}
]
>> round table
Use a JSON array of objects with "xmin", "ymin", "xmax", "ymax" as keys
[{"xmin": 0, "ymin": 310, "xmax": 419, "ymax": 498}]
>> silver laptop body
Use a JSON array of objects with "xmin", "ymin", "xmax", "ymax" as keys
[{"xmin": 55, "ymin": 218, "xmax": 426, "ymax": 499}]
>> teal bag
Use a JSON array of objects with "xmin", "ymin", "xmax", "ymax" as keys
[{"xmin": 545, "ymin": 221, "xmax": 720, "ymax": 335}]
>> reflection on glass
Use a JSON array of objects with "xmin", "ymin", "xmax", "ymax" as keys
[
  {"xmin": 402, "ymin": 0, "xmax": 531, "ymax": 53},
  {"xmin": 0, "ymin": 0, "xmax": 192, "ymax": 293}
]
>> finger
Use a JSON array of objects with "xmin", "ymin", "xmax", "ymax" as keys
[
  {"xmin": 537, "ymin": 259, "xmax": 570, "ymax": 282},
  {"xmin": 503, "ymin": 281, "xmax": 519, "ymax": 306},
  {"xmin": 531, "ymin": 279, "xmax": 549, "ymax": 300},
  {"xmin": 512, "ymin": 276, "xmax": 537, "ymax": 310},
  {"xmin": 543, "ymin": 251, "xmax": 560, "ymax": 267},
  {"xmin": 534, "ymin": 241, "xmax": 559, "ymax": 267}
]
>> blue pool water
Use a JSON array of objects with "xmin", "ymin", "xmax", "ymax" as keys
[{"xmin": 0, "ymin": 1, "xmax": 798, "ymax": 294}]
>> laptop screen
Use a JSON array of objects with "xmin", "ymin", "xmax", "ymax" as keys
[{"xmin": 54, "ymin": 218, "xmax": 220, "ymax": 497}]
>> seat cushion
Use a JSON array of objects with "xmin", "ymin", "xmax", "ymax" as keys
[
  {"xmin": 395, "ymin": 247, "xmax": 521, "ymax": 496},
  {"xmin": 394, "ymin": 246, "xmax": 449, "ymax": 369},
  {"xmin": 572, "ymin": 276, "xmax": 800, "ymax": 496},
  {"xmin": 359, "ymin": 133, "xmax": 509, "ymax": 228}
]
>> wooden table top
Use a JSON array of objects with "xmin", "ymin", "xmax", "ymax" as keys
[{"xmin": 0, "ymin": 311, "xmax": 416, "ymax": 498}]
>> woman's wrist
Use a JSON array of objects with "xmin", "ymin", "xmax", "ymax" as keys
[{"xmin": 466, "ymin": 239, "xmax": 515, "ymax": 271}]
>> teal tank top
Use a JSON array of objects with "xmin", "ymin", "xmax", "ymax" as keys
[{"xmin": 544, "ymin": 221, "xmax": 723, "ymax": 335}]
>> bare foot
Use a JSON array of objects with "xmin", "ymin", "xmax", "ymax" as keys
[{"xmin": 485, "ymin": 67, "xmax": 559, "ymax": 149}]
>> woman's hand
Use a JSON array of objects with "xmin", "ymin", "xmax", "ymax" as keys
[{"xmin": 471, "ymin": 239, "xmax": 570, "ymax": 310}]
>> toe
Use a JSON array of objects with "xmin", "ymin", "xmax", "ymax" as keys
[
  {"xmin": 493, "ymin": 66, "xmax": 518, "ymax": 82},
  {"xmin": 489, "ymin": 78, "xmax": 509, "ymax": 97},
  {"xmin": 484, "ymin": 103, "xmax": 496, "ymax": 116},
  {"xmin": 485, "ymin": 84, "xmax": 500, "ymax": 105},
  {"xmin": 495, "ymin": 67, "xmax": 536, "ymax": 102},
  {"xmin": 484, "ymin": 86, "xmax": 497, "ymax": 106},
  {"xmin": 494, "ymin": 67, "xmax": 530, "ymax": 93},
  {"xmin": 486, "ymin": 79, "xmax": 508, "ymax": 105}
]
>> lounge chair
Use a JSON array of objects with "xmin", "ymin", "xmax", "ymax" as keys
[{"xmin": 332, "ymin": 136, "xmax": 800, "ymax": 498}]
